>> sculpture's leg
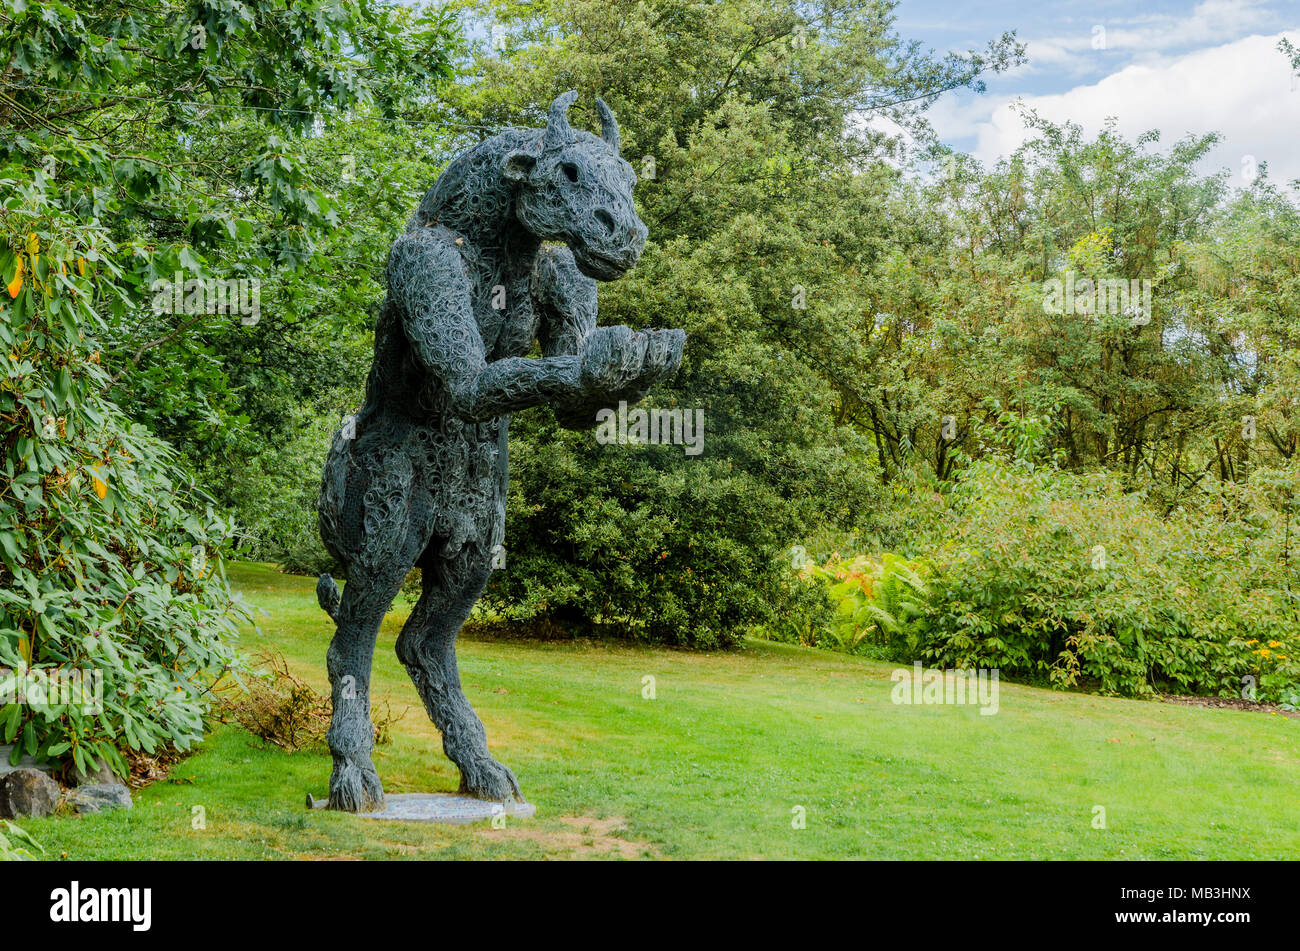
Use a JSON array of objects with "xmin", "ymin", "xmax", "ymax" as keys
[
  {"xmin": 325, "ymin": 563, "xmax": 408, "ymax": 812},
  {"xmin": 324, "ymin": 450, "xmax": 421, "ymax": 813},
  {"xmin": 396, "ymin": 545, "xmax": 523, "ymax": 802}
]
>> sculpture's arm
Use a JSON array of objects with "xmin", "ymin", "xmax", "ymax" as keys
[
  {"xmin": 532, "ymin": 246, "xmax": 685, "ymax": 431},
  {"xmin": 390, "ymin": 227, "xmax": 585, "ymax": 422},
  {"xmin": 535, "ymin": 245, "xmax": 599, "ymax": 359}
]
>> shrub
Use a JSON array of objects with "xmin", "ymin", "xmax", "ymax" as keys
[
  {"xmin": 276, "ymin": 532, "xmax": 343, "ymax": 579},
  {"xmin": 913, "ymin": 457, "xmax": 1300, "ymax": 699},
  {"xmin": 0, "ymin": 189, "xmax": 245, "ymax": 777},
  {"xmin": 218, "ymin": 649, "xmax": 400, "ymax": 751},
  {"xmin": 481, "ymin": 397, "xmax": 877, "ymax": 648}
]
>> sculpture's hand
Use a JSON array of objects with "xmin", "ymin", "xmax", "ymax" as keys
[
  {"xmin": 578, "ymin": 326, "xmax": 685, "ymax": 400},
  {"xmin": 578, "ymin": 325, "xmax": 644, "ymax": 392},
  {"xmin": 554, "ymin": 326, "xmax": 684, "ymax": 430},
  {"xmin": 636, "ymin": 327, "xmax": 686, "ymax": 389}
]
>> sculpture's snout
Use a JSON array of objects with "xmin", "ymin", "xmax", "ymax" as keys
[
  {"xmin": 576, "ymin": 209, "xmax": 647, "ymax": 279},
  {"xmin": 603, "ymin": 209, "xmax": 647, "ymax": 268},
  {"xmin": 627, "ymin": 215, "xmax": 648, "ymax": 261}
]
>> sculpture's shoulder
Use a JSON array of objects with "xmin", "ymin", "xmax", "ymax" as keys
[
  {"xmin": 408, "ymin": 127, "xmax": 542, "ymax": 231},
  {"xmin": 386, "ymin": 224, "xmax": 472, "ymax": 301}
]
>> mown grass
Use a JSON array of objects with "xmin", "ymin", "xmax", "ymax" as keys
[{"xmin": 23, "ymin": 562, "xmax": 1299, "ymax": 859}]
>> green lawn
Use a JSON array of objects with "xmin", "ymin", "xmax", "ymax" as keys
[{"xmin": 23, "ymin": 562, "xmax": 1299, "ymax": 859}]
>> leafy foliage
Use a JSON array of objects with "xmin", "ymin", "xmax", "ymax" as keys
[
  {"xmin": 0, "ymin": 0, "xmax": 461, "ymax": 561},
  {"xmin": 804, "ymin": 552, "xmax": 931, "ymax": 652},
  {"xmin": 0, "ymin": 185, "xmax": 246, "ymax": 775},
  {"xmin": 459, "ymin": 0, "xmax": 1022, "ymax": 645},
  {"xmin": 787, "ymin": 404, "xmax": 1300, "ymax": 702},
  {"xmin": 0, "ymin": 819, "xmax": 42, "ymax": 861},
  {"xmin": 915, "ymin": 448, "xmax": 1300, "ymax": 700}
]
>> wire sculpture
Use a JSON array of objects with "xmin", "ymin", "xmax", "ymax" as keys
[{"xmin": 315, "ymin": 91, "xmax": 685, "ymax": 811}]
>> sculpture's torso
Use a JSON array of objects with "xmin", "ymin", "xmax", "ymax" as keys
[
  {"xmin": 338, "ymin": 223, "xmax": 544, "ymax": 560},
  {"xmin": 362, "ymin": 227, "xmax": 539, "ymax": 426}
]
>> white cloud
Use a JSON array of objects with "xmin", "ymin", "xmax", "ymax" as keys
[
  {"xmin": 1023, "ymin": 0, "xmax": 1281, "ymax": 77},
  {"xmin": 964, "ymin": 31, "xmax": 1300, "ymax": 187}
]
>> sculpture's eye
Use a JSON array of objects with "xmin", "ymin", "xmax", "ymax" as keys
[{"xmin": 561, "ymin": 162, "xmax": 580, "ymax": 183}]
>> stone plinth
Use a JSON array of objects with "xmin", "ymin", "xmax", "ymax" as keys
[{"xmin": 307, "ymin": 791, "xmax": 535, "ymax": 824}]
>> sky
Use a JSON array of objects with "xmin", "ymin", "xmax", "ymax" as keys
[{"xmin": 892, "ymin": 0, "xmax": 1300, "ymax": 188}]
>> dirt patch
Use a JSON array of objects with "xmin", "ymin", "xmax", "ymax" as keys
[
  {"xmin": 487, "ymin": 815, "xmax": 661, "ymax": 860},
  {"xmin": 1159, "ymin": 694, "xmax": 1299, "ymax": 719}
]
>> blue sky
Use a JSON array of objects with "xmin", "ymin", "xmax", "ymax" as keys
[{"xmin": 890, "ymin": 0, "xmax": 1300, "ymax": 186}]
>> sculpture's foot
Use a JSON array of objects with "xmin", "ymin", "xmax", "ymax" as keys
[
  {"xmin": 457, "ymin": 754, "xmax": 523, "ymax": 803},
  {"xmin": 328, "ymin": 756, "xmax": 385, "ymax": 813}
]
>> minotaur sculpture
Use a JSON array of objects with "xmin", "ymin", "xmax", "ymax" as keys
[{"xmin": 315, "ymin": 92, "xmax": 685, "ymax": 812}]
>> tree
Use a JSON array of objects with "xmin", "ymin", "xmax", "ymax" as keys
[
  {"xmin": 0, "ymin": 0, "xmax": 460, "ymax": 767},
  {"xmin": 0, "ymin": 0, "xmax": 461, "ymax": 559},
  {"xmin": 443, "ymin": 0, "xmax": 1024, "ymax": 644}
]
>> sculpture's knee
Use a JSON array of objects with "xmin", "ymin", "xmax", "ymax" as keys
[{"xmin": 326, "ymin": 638, "xmax": 365, "ymax": 691}]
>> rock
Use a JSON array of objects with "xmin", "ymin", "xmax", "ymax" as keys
[
  {"xmin": 0, "ymin": 744, "xmax": 118, "ymax": 785},
  {"xmin": 63, "ymin": 784, "xmax": 132, "ymax": 815},
  {"xmin": 0, "ymin": 767, "xmax": 61, "ymax": 818},
  {"xmin": 0, "ymin": 744, "xmax": 51, "ymax": 778},
  {"xmin": 69, "ymin": 757, "xmax": 118, "ymax": 787}
]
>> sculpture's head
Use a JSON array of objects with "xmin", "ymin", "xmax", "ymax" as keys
[{"xmin": 502, "ymin": 91, "xmax": 648, "ymax": 280}]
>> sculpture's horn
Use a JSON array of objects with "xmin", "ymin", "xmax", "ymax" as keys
[
  {"xmin": 544, "ymin": 90, "xmax": 579, "ymax": 150},
  {"xmin": 596, "ymin": 97, "xmax": 619, "ymax": 152}
]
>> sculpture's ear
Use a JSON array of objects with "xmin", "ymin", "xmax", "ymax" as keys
[{"xmin": 502, "ymin": 150, "xmax": 538, "ymax": 183}]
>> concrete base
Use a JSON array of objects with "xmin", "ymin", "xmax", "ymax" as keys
[{"xmin": 306, "ymin": 791, "xmax": 535, "ymax": 824}]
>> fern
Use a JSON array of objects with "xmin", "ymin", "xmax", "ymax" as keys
[{"xmin": 806, "ymin": 553, "xmax": 931, "ymax": 651}]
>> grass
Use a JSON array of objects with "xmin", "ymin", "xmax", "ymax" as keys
[{"xmin": 22, "ymin": 561, "xmax": 1300, "ymax": 859}]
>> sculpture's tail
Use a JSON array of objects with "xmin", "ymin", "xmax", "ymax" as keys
[{"xmin": 317, "ymin": 573, "xmax": 341, "ymax": 620}]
